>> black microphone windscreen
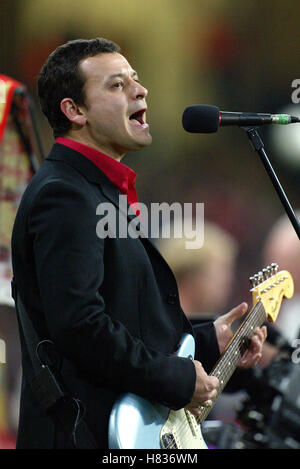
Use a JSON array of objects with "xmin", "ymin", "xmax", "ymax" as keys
[{"xmin": 182, "ymin": 105, "xmax": 220, "ymax": 133}]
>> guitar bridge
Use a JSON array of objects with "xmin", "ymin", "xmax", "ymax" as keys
[
  {"xmin": 161, "ymin": 433, "xmax": 178, "ymax": 449},
  {"xmin": 160, "ymin": 409, "xmax": 207, "ymax": 449}
]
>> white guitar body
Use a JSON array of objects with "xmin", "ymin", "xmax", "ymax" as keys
[{"xmin": 108, "ymin": 334, "xmax": 207, "ymax": 449}]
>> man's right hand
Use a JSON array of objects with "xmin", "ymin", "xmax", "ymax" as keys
[{"xmin": 185, "ymin": 360, "xmax": 219, "ymax": 417}]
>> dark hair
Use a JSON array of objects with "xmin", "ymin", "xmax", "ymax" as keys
[{"xmin": 38, "ymin": 38, "xmax": 121, "ymax": 138}]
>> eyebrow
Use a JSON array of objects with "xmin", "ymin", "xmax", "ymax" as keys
[{"xmin": 107, "ymin": 71, "xmax": 139, "ymax": 81}]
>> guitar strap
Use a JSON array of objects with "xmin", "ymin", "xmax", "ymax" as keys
[{"xmin": 11, "ymin": 278, "xmax": 98, "ymax": 449}]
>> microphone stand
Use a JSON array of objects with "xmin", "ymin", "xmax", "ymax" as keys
[{"xmin": 242, "ymin": 126, "xmax": 300, "ymax": 240}]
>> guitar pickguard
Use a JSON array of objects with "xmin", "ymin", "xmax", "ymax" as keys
[{"xmin": 160, "ymin": 409, "xmax": 207, "ymax": 449}]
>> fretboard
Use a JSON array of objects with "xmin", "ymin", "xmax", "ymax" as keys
[{"xmin": 197, "ymin": 300, "xmax": 267, "ymax": 424}]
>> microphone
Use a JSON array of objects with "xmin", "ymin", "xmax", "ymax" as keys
[{"xmin": 182, "ymin": 104, "xmax": 300, "ymax": 133}]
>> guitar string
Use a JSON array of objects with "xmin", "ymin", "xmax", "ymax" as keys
[
  {"xmin": 196, "ymin": 301, "xmax": 266, "ymax": 424},
  {"xmin": 163, "ymin": 302, "xmax": 265, "ymax": 449},
  {"xmin": 197, "ymin": 301, "xmax": 266, "ymax": 424},
  {"xmin": 212, "ymin": 303, "xmax": 265, "ymax": 384},
  {"xmin": 193, "ymin": 301, "xmax": 266, "ymax": 439},
  {"xmin": 164, "ymin": 272, "xmax": 289, "ymax": 447},
  {"xmin": 163, "ymin": 300, "xmax": 266, "ymax": 449},
  {"xmin": 163, "ymin": 304, "xmax": 264, "ymax": 449},
  {"xmin": 170, "ymin": 273, "xmax": 289, "ymax": 446}
]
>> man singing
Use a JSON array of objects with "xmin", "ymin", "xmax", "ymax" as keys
[{"xmin": 11, "ymin": 38, "xmax": 266, "ymax": 448}]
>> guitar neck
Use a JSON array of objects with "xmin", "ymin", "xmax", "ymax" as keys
[{"xmin": 197, "ymin": 300, "xmax": 267, "ymax": 424}]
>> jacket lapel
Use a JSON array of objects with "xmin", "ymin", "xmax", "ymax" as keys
[
  {"xmin": 47, "ymin": 143, "xmax": 175, "ymax": 279},
  {"xmin": 47, "ymin": 143, "xmax": 150, "ymax": 238}
]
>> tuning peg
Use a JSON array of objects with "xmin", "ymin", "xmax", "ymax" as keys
[
  {"xmin": 253, "ymin": 274, "xmax": 259, "ymax": 286},
  {"xmin": 249, "ymin": 276, "xmax": 256, "ymax": 287},
  {"xmin": 250, "ymin": 274, "xmax": 259, "ymax": 287},
  {"xmin": 262, "ymin": 268, "xmax": 269, "ymax": 279},
  {"xmin": 271, "ymin": 262, "xmax": 278, "ymax": 273}
]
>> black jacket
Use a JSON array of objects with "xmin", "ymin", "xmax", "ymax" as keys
[{"xmin": 11, "ymin": 143, "xmax": 219, "ymax": 448}]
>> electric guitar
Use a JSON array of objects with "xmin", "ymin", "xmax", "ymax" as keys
[{"xmin": 108, "ymin": 264, "xmax": 294, "ymax": 449}]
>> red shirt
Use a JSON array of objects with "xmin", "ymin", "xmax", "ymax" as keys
[{"xmin": 56, "ymin": 137, "xmax": 140, "ymax": 216}]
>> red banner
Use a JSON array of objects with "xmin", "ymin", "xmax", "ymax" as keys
[
  {"xmin": 0, "ymin": 75, "xmax": 24, "ymax": 144},
  {"xmin": 0, "ymin": 75, "xmax": 34, "ymax": 303}
]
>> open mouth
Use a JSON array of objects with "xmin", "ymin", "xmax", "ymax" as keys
[{"xmin": 129, "ymin": 109, "xmax": 147, "ymax": 127}]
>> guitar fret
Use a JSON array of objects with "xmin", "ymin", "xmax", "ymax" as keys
[{"xmin": 197, "ymin": 300, "xmax": 266, "ymax": 423}]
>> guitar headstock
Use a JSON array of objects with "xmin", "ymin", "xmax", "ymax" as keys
[{"xmin": 249, "ymin": 263, "xmax": 294, "ymax": 322}]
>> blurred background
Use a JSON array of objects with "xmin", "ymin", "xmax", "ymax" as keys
[{"xmin": 0, "ymin": 0, "xmax": 299, "ymax": 449}]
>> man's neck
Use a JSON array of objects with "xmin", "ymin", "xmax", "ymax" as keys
[{"xmin": 63, "ymin": 132, "xmax": 126, "ymax": 162}]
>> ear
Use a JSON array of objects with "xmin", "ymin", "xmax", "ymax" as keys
[{"xmin": 60, "ymin": 98, "xmax": 87, "ymax": 127}]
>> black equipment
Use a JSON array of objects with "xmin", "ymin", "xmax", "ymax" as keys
[
  {"xmin": 182, "ymin": 105, "xmax": 300, "ymax": 134},
  {"xmin": 11, "ymin": 279, "xmax": 98, "ymax": 449},
  {"xmin": 182, "ymin": 104, "xmax": 300, "ymax": 239},
  {"xmin": 202, "ymin": 356, "xmax": 300, "ymax": 449}
]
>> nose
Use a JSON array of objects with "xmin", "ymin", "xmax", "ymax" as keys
[{"xmin": 133, "ymin": 81, "xmax": 148, "ymax": 100}]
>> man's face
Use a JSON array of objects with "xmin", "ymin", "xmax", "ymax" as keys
[{"xmin": 78, "ymin": 52, "xmax": 152, "ymax": 159}]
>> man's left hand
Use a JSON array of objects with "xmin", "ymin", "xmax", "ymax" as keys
[{"xmin": 214, "ymin": 302, "xmax": 267, "ymax": 368}]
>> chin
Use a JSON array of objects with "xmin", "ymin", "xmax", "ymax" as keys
[
  {"xmin": 127, "ymin": 138, "xmax": 152, "ymax": 153},
  {"xmin": 137, "ymin": 134, "xmax": 153, "ymax": 148}
]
